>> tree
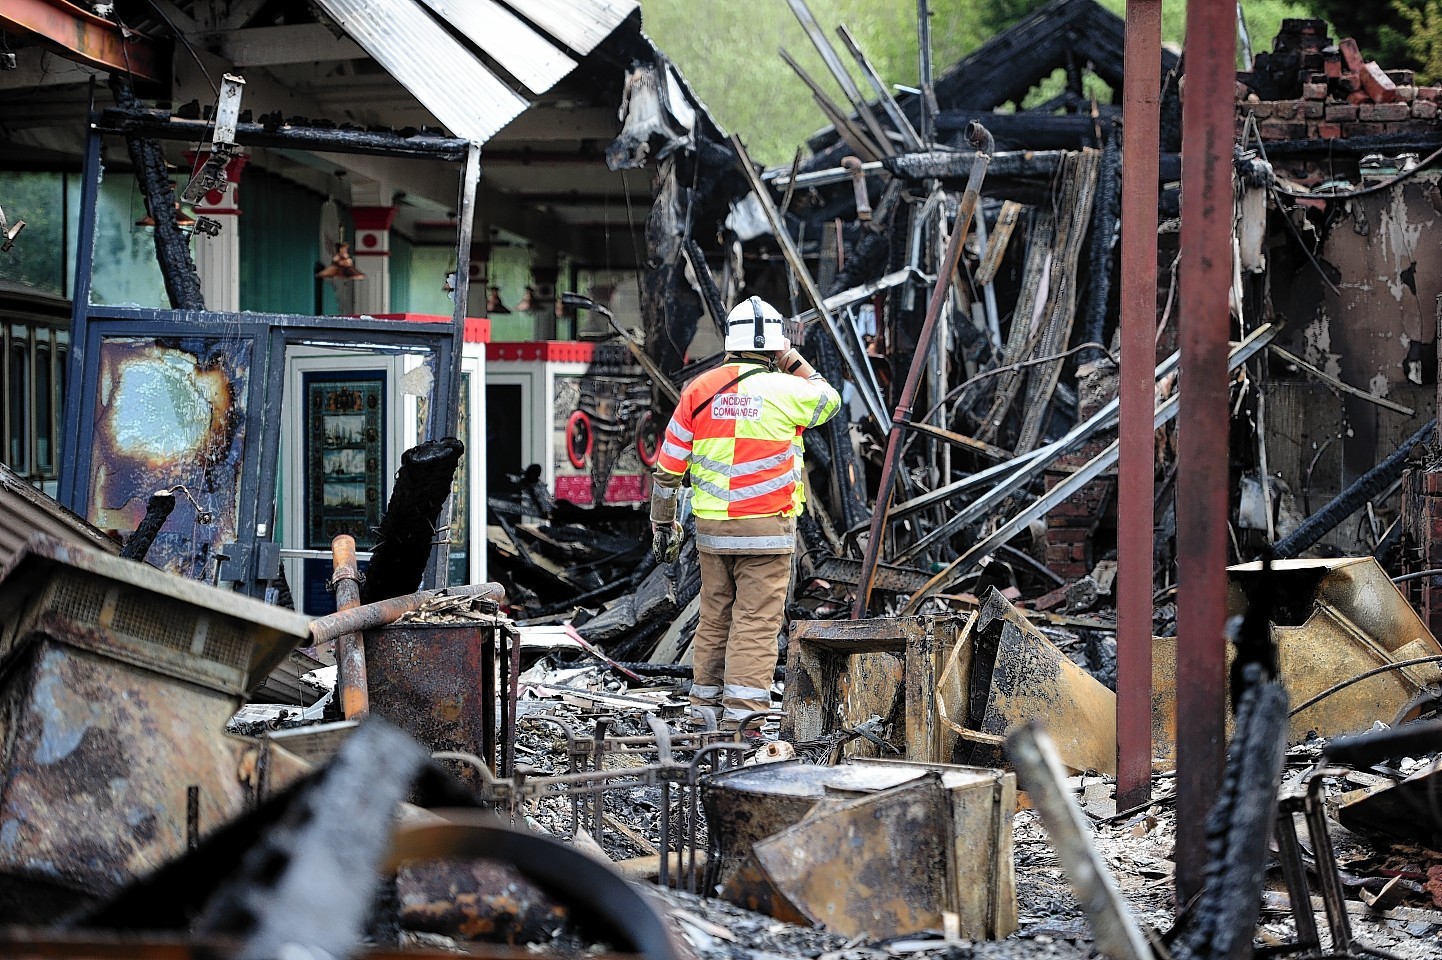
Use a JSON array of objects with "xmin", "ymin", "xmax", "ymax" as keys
[
  {"xmin": 1396, "ymin": 1, "xmax": 1442, "ymax": 82},
  {"xmin": 1309, "ymin": 1, "xmax": 1423, "ymax": 78}
]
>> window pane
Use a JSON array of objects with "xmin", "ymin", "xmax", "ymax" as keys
[
  {"xmin": 35, "ymin": 345, "xmax": 51, "ymax": 472},
  {"xmin": 9, "ymin": 341, "xmax": 28, "ymax": 472}
]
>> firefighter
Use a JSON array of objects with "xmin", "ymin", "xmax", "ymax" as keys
[{"xmin": 649, "ymin": 296, "xmax": 841, "ymax": 736}]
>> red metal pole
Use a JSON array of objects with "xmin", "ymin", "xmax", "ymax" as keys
[
  {"xmin": 1116, "ymin": 0, "xmax": 1162, "ymax": 814},
  {"xmin": 1175, "ymin": 4, "xmax": 1237, "ymax": 905}
]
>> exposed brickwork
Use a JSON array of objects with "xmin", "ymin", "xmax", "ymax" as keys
[
  {"xmin": 1238, "ymin": 27, "xmax": 1441, "ymax": 145},
  {"xmin": 1399, "ymin": 470, "xmax": 1442, "ymax": 642},
  {"xmin": 1359, "ymin": 101, "xmax": 1412, "ymax": 121}
]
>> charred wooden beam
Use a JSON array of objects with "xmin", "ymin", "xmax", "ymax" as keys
[
  {"xmin": 110, "ymin": 79, "xmax": 204, "ymax": 311},
  {"xmin": 881, "ymin": 149, "xmax": 1181, "ymax": 185},
  {"xmin": 361, "ymin": 438, "xmax": 465, "ymax": 604},
  {"xmin": 1082, "ymin": 124, "xmax": 1122, "ymax": 362},
  {"xmin": 120, "ymin": 491, "xmax": 176, "ymax": 563},
  {"xmin": 95, "ymin": 107, "xmax": 471, "ymax": 161},
  {"xmin": 933, "ymin": 110, "xmax": 1117, "ymax": 150}
]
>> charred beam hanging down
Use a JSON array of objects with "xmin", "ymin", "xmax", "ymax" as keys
[
  {"xmin": 682, "ymin": 237, "xmax": 727, "ymax": 339},
  {"xmin": 1116, "ymin": 0, "xmax": 1163, "ymax": 814},
  {"xmin": 854, "ymin": 123, "xmax": 993, "ymax": 618},
  {"xmin": 110, "ymin": 78, "xmax": 204, "ymax": 311},
  {"xmin": 1175, "ymin": 0, "xmax": 1237, "ymax": 906},
  {"xmin": 120, "ymin": 491, "xmax": 176, "ymax": 563},
  {"xmin": 362, "ymin": 438, "xmax": 465, "ymax": 604},
  {"xmin": 1083, "ymin": 124, "xmax": 1122, "ymax": 363}
]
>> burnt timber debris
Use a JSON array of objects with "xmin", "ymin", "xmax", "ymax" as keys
[{"xmin": 5, "ymin": 0, "xmax": 1442, "ymax": 958}]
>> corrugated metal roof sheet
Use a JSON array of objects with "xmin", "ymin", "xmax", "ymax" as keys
[
  {"xmin": 314, "ymin": 0, "xmax": 529, "ymax": 144},
  {"xmin": 311, "ymin": 0, "xmax": 639, "ymax": 144},
  {"xmin": 0, "ymin": 464, "xmax": 119, "ymax": 570},
  {"xmin": 502, "ymin": 0, "xmax": 639, "ymax": 56},
  {"xmin": 416, "ymin": 0, "xmax": 575, "ymax": 96}
]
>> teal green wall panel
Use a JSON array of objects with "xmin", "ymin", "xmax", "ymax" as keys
[{"xmin": 240, "ymin": 168, "xmax": 343, "ymax": 316}]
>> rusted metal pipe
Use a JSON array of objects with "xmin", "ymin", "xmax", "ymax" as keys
[
  {"xmin": 1116, "ymin": 0, "xmax": 1162, "ymax": 814},
  {"xmin": 331, "ymin": 534, "xmax": 369, "ymax": 720},
  {"xmin": 1175, "ymin": 0, "xmax": 1237, "ymax": 906},
  {"xmin": 853, "ymin": 122, "xmax": 993, "ymax": 618},
  {"xmin": 309, "ymin": 579, "xmax": 506, "ymax": 646},
  {"xmin": 842, "ymin": 156, "xmax": 873, "ymax": 221}
]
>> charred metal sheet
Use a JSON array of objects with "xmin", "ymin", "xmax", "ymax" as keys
[
  {"xmin": 0, "ymin": 639, "xmax": 310, "ymax": 921},
  {"xmin": 966, "ymin": 588, "xmax": 1117, "ymax": 775},
  {"xmin": 364, "ymin": 619, "xmax": 513, "ymax": 776},
  {"xmin": 704, "ymin": 759, "xmax": 1016, "ymax": 939},
  {"xmin": 87, "ymin": 335, "xmax": 251, "ymax": 580},
  {"xmin": 0, "ymin": 535, "xmax": 310, "ymax": 695},
  {"xmin": 310, "ymin": 0, "xmax": 528, "ymax": 144},
  {"xmin": 1228, "ymin": 557, "xmax": 1442, "ymax": 742},
  {"xmin": 756, "ymin": 777, "xmax": 950, "ymax": 937},
  {"xmin": 398, "ymin": 858, "xmax": 571, "ymax": 943},
  {"xmin": 0, "ymin": 461, "xmax": 119, "ymax": 568},
  {"xmin": 1151, "ymin": 635, "xmax": 1178, "ymax": 769}
]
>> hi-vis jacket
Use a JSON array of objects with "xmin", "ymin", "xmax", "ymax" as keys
[{"xmin": 655, "ymin": 358, "xmax": 841, "ymax": 527}]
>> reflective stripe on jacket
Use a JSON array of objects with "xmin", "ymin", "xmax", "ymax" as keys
[{"xmin": 656, "ymin": 358, "xmax": 840, "ymax": 521}]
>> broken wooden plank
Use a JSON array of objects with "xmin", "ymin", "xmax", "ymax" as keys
[
  {"xmin": 975, "ymin": 200, "xmax": 1024, "ymax": 286},
  {"xmin": 976, "ymin": 211, "xmax": 1052, "ymax": 444},
  {"xmin": 1261, "ymin": 889, "xmax": 1442, "ymax": 926},
  {"xmin": 1014, "ymin": 148, "xmax": 1102, "ymax": 453}
]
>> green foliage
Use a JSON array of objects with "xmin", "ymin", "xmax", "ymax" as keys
[
  {"xmin": 1396, "ymin": 1, "xmax": 1442, "ymax": 82},
  {"xmin": 641, "ymin": 0, "xmax": 998, "ymax": 164},
  {"xmin": 1310, "ymin": 0, "xmax": 1415, "ymax": 73},
  {"xmin": 639, "ymin": 0, "xmax": 1325, "ymax": 166}
]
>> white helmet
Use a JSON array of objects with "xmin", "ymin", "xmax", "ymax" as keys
[{"xmin": 724, "ymin": 296, "xmax": 787, "ymax": 352}]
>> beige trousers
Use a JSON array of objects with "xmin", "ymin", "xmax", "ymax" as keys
[{"xmin": 690, "ymin": 550, "xmax": 793, "ymax": 725}]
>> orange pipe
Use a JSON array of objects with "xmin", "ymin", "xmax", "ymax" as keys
[{"xmin": 331, "ymin": 534, "xmax": 369, "ymax": 720}]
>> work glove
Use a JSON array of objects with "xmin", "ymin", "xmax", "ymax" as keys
[{"xmin": 651, "ymin": 520, "xmax": 684, "ymax": 564}]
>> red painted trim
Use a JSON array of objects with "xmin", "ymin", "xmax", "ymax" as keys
[
  {"xmin": 484, "ymin": 340, "xmax": 598, "ymax": 363},
  {"xmin": 351, "ymin": 205, "xmax": 399, "ymax": 232},
  {"xmin": 351, "ymin": 250, "xmax": 392, "ymax": 258},
  {"xmin": 366, "ymin": 313, "xmax": 491, "ymax": 344}
]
